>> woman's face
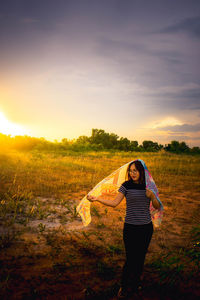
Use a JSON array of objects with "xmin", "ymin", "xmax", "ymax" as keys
[{"xmin": 129, "ymin": 163, "xmax": 140, "ymax": 183}]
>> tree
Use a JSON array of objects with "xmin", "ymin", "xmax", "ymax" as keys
[
  {"xmin": 130, "ymin": 141, "xmax": 138, "ymax": 150},
  {"xmin": 191, "ymin": 147, "xmax": 200, "ymax": 154},
  {"xmin": 179, "ymin": 141, "xmax": 190, "ymax": 153},
  {"xmin": 164, "ymin": 140, "xmax": 190, "ymax": 153},
  {"xmin": 90, "ymin": 129, "xmax": 107, "ymax": 145},
  {"xmin": 108, "ymin": 133, "xmax": 119, "ymax": 149},
  {"xmin": 90, "ymin": 128, "xmax": 119, "ymax": 149},
  {"xmin": 76, "ymin": 135, "xmax": 90, "ymax": 144},
  {"xmin": 118, "ymin": 137, "xmax": 131, "ymax": 151},
  {"xmin": 142, "ymin": 140, "xmax": 161, "ymax": 152}
]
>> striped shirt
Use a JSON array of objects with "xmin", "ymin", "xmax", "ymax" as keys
[{"xmin": 118, "ymin": 180, "xmax": 151, "ymax": 225}]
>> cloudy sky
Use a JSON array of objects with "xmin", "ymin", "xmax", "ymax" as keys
[{"xmin": 0, "ymin": 0, "xmax": 200, "ymax": 146}]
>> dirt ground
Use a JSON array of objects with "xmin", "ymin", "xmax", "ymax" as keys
[{"xmin": 0, "ymin": 189, "xmax": 200, "ymax": 300}]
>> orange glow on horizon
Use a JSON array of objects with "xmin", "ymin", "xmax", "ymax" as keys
[{"xmin": 0, "ymin": 111, "xmax": 31, "ymax": 137}]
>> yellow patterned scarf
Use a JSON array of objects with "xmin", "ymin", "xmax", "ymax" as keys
[{"xmin": 77, "ymin": 159, "xmax": 163, "ymax": 227}]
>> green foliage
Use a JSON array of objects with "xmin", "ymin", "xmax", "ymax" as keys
[
  {"xmin": 142, "ymin": 140, "xmax": 163, "ymax": 152},
  {"xmin": 186, "ymin": 244, "xmax": 200, "ymax": 267},
  {"xmin": 107, "ymin": 244, "xmax": 123, "ymax": 255},
  {"xmin": 38, "ymin": 223, "xmax": 46, "ymax": 232},
  {"xmin": 0, "ymin": 130, "xmax": 200, "ymax": 153},
  {"xmin": 151, "ymin": 254, "xmax": 185, "ymax": 286},
  {"xmin": 91, "ymin": 206, "xmax": 101, "ymax": 218},
  {"xmin": 186, "ymin": 225, "xmax": 200, "ymax": 268},
  {"xmin": 191, "ymin": 225, "xmax": 200, "ymax": 240},
  {"xmin": 0, "ymin": 188, "xmax": 33, "ymax": 225},
  {"xmin": 90, "ymin": 129, "xmax": 119, "ymax": 149},
  {"xmin": 0, "ymin": 231, "xmax": 18, "ymax": 249},
  {"xmin": 96, "ymin": 222, "xmax": 106, "ymax": 229},
  {"xmin": 164, "ymin": 140, "xmax": 190, "ymax": 154},
  {"xmin": 151, "ymin": 226, "xmax": 200, "ymax": 287},
  {"xmin": 65, "ymin": 203, "xmax": 79, "ymax": 219}
]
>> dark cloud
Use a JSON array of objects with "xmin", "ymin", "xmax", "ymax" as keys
[
  {"xmin": 190, "ymin": 136, "xmax": 200, "ymax": 140},
  {"xmin": 149, "ymin": 85, "xmax": 200, "ymax": 111},
  {"xmin": 160, "ymin": 16, "xmax": 200, "ymax": 38},
  {"xmin": 166, "ymin": 135, "xmax": 190, "ymax": 140},
  {"xmin": 97, "ymin": 37, "xmax": 182, "ymax": 63},
  {"xmin": 169, "ymin": 132, "xmax": 187, "ymax": 136},
  {"xmin": 157, "ymin": 123, "xmax": 200, "ymax": 132},
  {"xmin": 95, "ymin": 36, "xmax": 186, "ymax": 90},
  {"xmin": 151, "ymin": 98, "xmax": 200, "ymax": 114},
  {"xmin": 154, "ymin": 123, "xmax": 200, "ymax": 145},
  {"xmin": 166, "ymin": 135, "xmax": 200, "ymax": 143},
  {"xmin": 169, "ymin": 137, "xmax": 200, "ymax": 144},
  {"xmin": 158, "ymin": 88, "xmax": 200, "ymax": 100}
]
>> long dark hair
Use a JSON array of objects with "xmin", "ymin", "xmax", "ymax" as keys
[{"xmin": 127, "ymin": 160, "xmax": 146, "ymax": 185}]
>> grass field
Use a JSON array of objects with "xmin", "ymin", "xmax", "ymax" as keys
[{"xmin": 0, "ymin": 149, "xmax": 200, "ymax": 299}]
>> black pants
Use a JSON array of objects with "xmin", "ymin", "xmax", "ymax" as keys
[{"xmin": 121, "ymin": 222, "xmax": 153, "ymax": 290}]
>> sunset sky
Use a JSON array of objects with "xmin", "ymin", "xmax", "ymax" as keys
[{"xmin": 0, "ymin": 0, "xmax": 200, "ymax": 146}]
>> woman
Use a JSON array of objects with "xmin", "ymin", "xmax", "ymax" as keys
[{"xmin": 87, "ymin": 160, "xmax": 161, "ymax": 298}]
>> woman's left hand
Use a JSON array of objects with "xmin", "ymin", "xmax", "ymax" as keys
[
  {"xmin": 146, "ymin": 188, "xmax": 154, "ymax": 199},
  {"xmin": 146, "ymin": 189, "xmax": 161, "ymax": 209}
]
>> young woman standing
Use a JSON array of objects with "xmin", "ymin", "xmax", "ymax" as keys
[{"xmin": 87, "ymin": 160, "xmax": 161, "ymax": 299}]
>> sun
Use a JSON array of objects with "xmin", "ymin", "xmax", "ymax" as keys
[{"xmin": 0, "ymin": 111, "xmax": 30, "ymax": 136}]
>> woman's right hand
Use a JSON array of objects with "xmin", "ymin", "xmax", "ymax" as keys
[{"xmin": 87, "ymin": 195, "xmax": 98, "ymax": 202}]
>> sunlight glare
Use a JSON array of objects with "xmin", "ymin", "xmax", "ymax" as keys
[{"xmin": 0, "ymin": 111, "xmax": 30, "ymax": 136}]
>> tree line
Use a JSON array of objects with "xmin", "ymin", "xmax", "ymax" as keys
[{"xmin": 0, "ymin": 129, "xmax": 199, "ymax": 154}]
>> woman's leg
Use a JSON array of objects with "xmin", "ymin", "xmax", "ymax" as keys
[
  {"xmin": 121, "ymin": 223, "xmax": 134, "ymax": 291},
  {"xmin": 121, "ymin": 222, "xmax": 153, "ymax": 291},
  {"xmin": 132, "ymin": 222, "xmax": 153, "ymax": 288}
]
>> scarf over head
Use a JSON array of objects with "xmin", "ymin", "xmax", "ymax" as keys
[{"xmin": 77, "ymin": 159, "xmax": 164, "ymax": 227}]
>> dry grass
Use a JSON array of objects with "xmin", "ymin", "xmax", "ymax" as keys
[{"xmin": 0, "ymin": 149, "xmax": 200, "ymax": 299}]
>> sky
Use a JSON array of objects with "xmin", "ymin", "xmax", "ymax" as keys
[{"xmin": 0, "ymin": 0, "xmax": 200, "ymax": 146}]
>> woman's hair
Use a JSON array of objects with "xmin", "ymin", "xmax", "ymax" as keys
[{"xmin": 127, "ymin": 160, "xmax": 146, "ymax": 185}]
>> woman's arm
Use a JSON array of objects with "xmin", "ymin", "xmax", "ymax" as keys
[
  {"xmin": 87, "ymin": 192, "xmax": 125, "ymax": 207},
  {"xmin": 146, "ymin": 189, "xmax": 161, "ymax": 209}
]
